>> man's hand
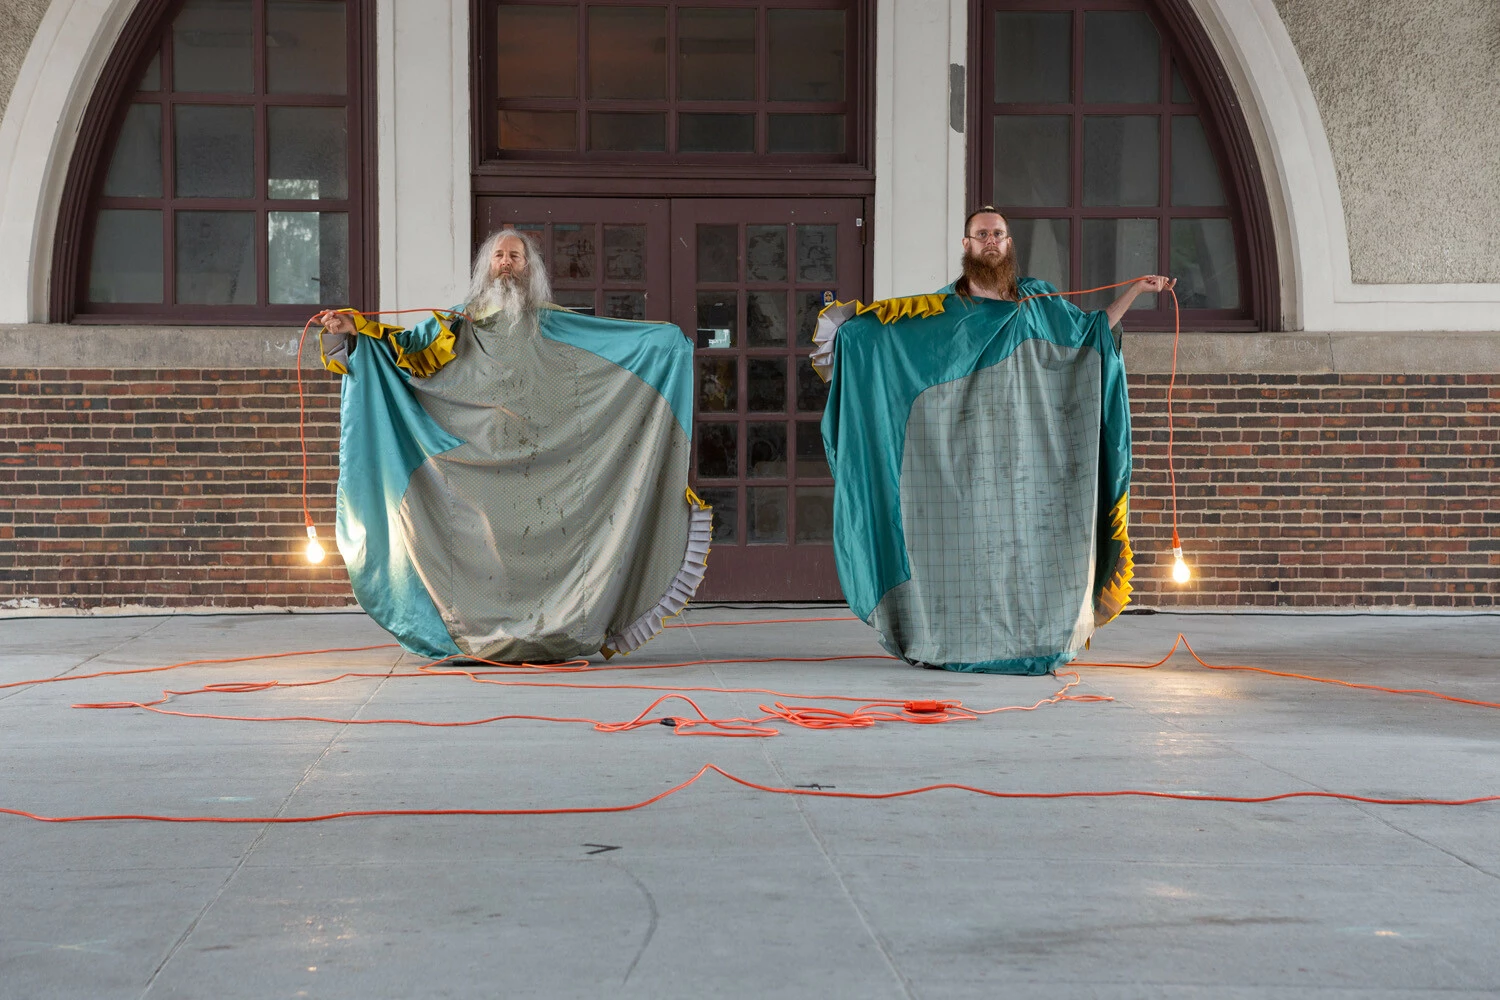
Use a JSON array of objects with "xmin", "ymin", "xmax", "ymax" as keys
[
  {"xmin": 1133, "ymin": 275, "xmax": 1177, "ymax": 295},
  {"xmin": 316, "ymin": 309, "xmax": 357, "ymax": 336}
]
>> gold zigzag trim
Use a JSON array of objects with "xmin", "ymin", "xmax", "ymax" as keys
[
  {"xmin": 1094, "ymin": 490, "xmax": 1135, "ymax": 627},
  {"xmin": 849, "ymin": 293, "xmax": 948, "ymax": 325},
  {"xmin": 388, "ymin": 311, "xmax": 458, "ymax": 379}
]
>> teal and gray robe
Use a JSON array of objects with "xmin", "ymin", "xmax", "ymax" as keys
[
  {"xmin": 813, "ymin": 277, "xmax": 1134, "ymax": 675},
  {"xmin": 321, "ymin": 304, "xmax": 709, "ymax": 662}
]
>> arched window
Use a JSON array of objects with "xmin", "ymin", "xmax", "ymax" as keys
[
  {"xmin": 968, "ymin": 0, "xmax": 1277, "ymax": 330},
  {"xmin": 52, "ymin": 0, "xmax": 374, "ymax": 323}
]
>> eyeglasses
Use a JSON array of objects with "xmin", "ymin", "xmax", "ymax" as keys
[{"xmin": 966, "ymin": 231, "xmax": 1011, "ymax": 244}]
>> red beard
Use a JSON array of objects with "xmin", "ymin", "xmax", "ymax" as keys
[{"xmin": 960, "ymin": 245, "xmax": 1020, "ymax": 300}]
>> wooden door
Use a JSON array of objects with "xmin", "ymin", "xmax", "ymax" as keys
[{"xmin": 671, "ymin": 198, "xmax": 864, "ymax": 600}]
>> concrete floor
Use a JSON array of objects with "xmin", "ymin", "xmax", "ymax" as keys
[{"xmin": 1, "ymin": 607, "xmax": 1498, "ymax": 999}]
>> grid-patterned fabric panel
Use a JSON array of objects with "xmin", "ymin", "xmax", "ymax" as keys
[{"xmin": 872, "ymin": 338, "xmax": 1102, "ymax": 665}]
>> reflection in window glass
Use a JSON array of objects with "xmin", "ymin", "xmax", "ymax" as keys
[
  {"xmin": 138, "ymin": 53, "xmax": 161, "ymax": 91},
  {"xmin": 796, "ymin": 291, "xmax": 825, "ymax": 344},
  {"xmin": 603, "ymin": 226, "xmax": 646, "ymax": 281},
  {"xmin": 269, "ymin": 211, "xmax": 348, "ymax": 304},
  {"xmin": 1008, "ymin": 218, "xmax": 1069, "ymax": 291},
  {"xmin": 498, "ymin": 111, "xmax": 576, "ymax": 151},
  {"xmin": 1171, "ymin": 64, "xmax": 1192, "ymax": 103},
  {"xmin": 746, "ymin": 226, "xmax": 787, "ymax": 282},
  {"xmin": 795, "ymin": 422, "xmax": 829, "ymax": 477},
  {"xmin": 748, "ymin": 487, "xmax": 787, "ymax": 542},
  {"xmin": 553, "ymin": 225, "xmax": 596, "ymax": 280},
  {"xmin": 696, "ymin": 292, "xmax": 736, "ymax": 348},
  {"xmin": 175, "ymin": 106, "xmax": 254, "ymax": 198},
  {"xmin": 768, "ymin": 114, "xmax": 844, "ymax": 154},
  {"xmin": 269, "ymin": 107, "xmax": 348, "ymax": 199},
  {"xmin": 679, "ymin": 113, "xmax": 755, "ymax": 153},
  {"xmin": 697, "ymin": 422, "xmax": 738, "ymax": 478},
  {"xmin": 176, "ymin": 211, "xmax": 256, "ymax": 304},
  {"xmin": 747, "ymin": 358, "xmax": 787, "ymax": 412},
  {"xmin": 89, "ymin": 210, "xmax": 163, "ymax": 303},
  {"xmin": 1081, "ymin": 218, "xmax": 1157, "ymax": 311},
  {"xmin": 267, "ymin": 0, "xmax": 346, "ymax": 95},
  {"xmin": 796, "ymin": 225, "xmax": 837, "ymax": 283},
  {"xmin": 555, "ymin": 290, "xmax": 596, "ymax": 314},
  {"xmin": 795, "ymin": 487, "xmax": 834, "ymax": 542},
  {"xmin": 589, "ymin": 6, "xmax": 666, "ymax": 100},
  {"xmin": 697, "ymin": 358, "xmax": 736, "ymax": 413},
  {"xmin": 698, "ymin": 487, "xmax": 738, "ymax": 543},
  {"xmin": 768, "ymin": 10, "xmax": 845, "ymax": 101},
  {"xmin": 746, "ymin": 291, "xmax": 788, "ymax": 346},
  {"xmin": 1171, "ymin": 116, "xmax": 1226, "ymax": 207},
  {"xmin": 604, "ymin": 292, "xmax": 646, "ymax": 320},
  {"xmin": 747, "ymin": 422, "xmax": 787, "ymax": 477},
  {"xmin": 993, "ymin": 116, "xmax": 1070, "ymax": 208},
  {"xmin": 696, "ymin": 225, "xmax": 737, "ymax": 282},
  {"xmin": 103, "ymin": 105, "xmax": 162, "ymax": 198},
  {"xmin": 498, "ymin": 5, "xmax": 578, "ymax": 98},
  {"xmin": 1083, "ymin": 11, "xmax": 1159, "ymax": 103},
  {"xmin": 173, "ymin": 0, "xmax": 253, "ymax": 93},
  {"xmin": 1083, "ymin": 116, "xmax": 1159, "ymax": 207},
  {"xmin": 590, "ymin": 112, "xmax": 666, "ymax": 152},
  {"xmin": 679, "ymin": 8, "xmax": 754, "ymax": 100},
  {"xmin": 796, "ymin": 358, "xmax": 829, "ymax": 412},
  {"xmin": 1171, "ymin": 219, "xmax": 1239, "ymax": 309},
  {"xmin": 994, "ymin": 11, "xmax": 1069, "ymax": 103}
]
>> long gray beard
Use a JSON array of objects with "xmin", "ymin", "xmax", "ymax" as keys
[{"xmin": 468, "ymin": 275, "xmax": 538, "ymax": 330}]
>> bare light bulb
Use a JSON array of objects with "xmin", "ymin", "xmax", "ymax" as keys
[
  {"xmin": 305, "ymin": 523, "xmax": 325, "ymax": 564},
  {"xmin": 1170, "ymin": 529, "xmax": 1190, "ymax": 584}
]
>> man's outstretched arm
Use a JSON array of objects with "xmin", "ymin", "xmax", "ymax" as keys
[{"xmin": 1104, "ymin": 275, "xmax": 1176, "ymax": 329}]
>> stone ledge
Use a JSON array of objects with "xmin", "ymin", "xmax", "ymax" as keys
[{"xmin": 2, "ymin": 324, "xmax": 1499, "ymax": 374}]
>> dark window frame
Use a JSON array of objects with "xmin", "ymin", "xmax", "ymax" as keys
[
  {"xmin": 471, "ymin": 0, "xmax": 876, "ymax": 197},
  {"xmin": 52, "ymin": 0, "xmax": 379, "ymax": 325},
  {"xmin": 966, "ymin": 0, "xmax": 1279, "ymax": 331}
]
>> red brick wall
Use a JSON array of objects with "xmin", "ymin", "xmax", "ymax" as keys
[{"xmin": 1, "ymin": 368, "xmax": 1496, "ymax": 610}]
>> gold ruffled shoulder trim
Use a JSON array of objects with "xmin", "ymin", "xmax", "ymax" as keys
[{"xmin": 1093, "ymin": 490, "xmax": 1135, "ymax": 627}]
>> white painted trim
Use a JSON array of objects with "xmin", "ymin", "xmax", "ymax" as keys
[
  {"xmin": 0, "ymin": 0, "xmax": 140, "ymax": 324},
  {"xmin": 376, "ymin": 0, "xmax": 472, "ymax": 313},
  {"xmin": 1192, "ymin": 0, "xmax": 1500, "ymax": 332}
]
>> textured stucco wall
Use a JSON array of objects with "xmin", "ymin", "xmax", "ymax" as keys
[
  {"xmin": 0, "ymin": 0, "xmax": 51, "ymax": 119},
  {"xmin": 1274, "ymin": 0, "xmax": 1500, "ymax": 284}
]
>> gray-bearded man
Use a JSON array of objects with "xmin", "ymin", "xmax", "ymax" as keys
[{"xmin": 314, "ymin": 229, "xmax": 709, "ymax": 663}]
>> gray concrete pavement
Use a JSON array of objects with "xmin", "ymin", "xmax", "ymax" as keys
[{"xmin": 1, "ymin": 607, "xmax": 1498, "ymax": 999}]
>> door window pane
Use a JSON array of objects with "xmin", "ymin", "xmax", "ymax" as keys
[
  {"xmin": 173, "ymin": 0, "xmax": 253, "ymax": 93},
  {"xmin": 697, "ymin": 358, "xmax": 736, "ymax": 413},
  {"xmin": 747, "ymin": 358, "xmax": 787, "ymax": 412},
  {"xmin": 1083, "ymin": 11, "xmax": 1159, "ymax": 103},
  {"xmin": 269, "ymin": 211, "xmax": 348, "ymax": 304},
  {"xmin": 697, "ymin": 422, "xmax": 738, "ymax": 478},
  {"xmin": 497, "ymin": 5, "xmax": 578, "ymax": 98},
  {"xmin": 1083, "ymin": 116, "xmax": 1159, "ymax": 207},
  {"xmin": 994, "ymin": 11, "xmax": 1070, "ymax": 103},
  {"xmin": 698, "ymin": 487, "xmax": 738, "ymax": 543},
  {"xmin": 589, "ymin": 6, "xmax": 666, "ymax": 100},
  {"xmin": 498, "ymin": 111, "xmax": 576, "ymax": 151},
  {"xmin": 679, "ymin": 113, "xmax": 755, "ymax": 153},
  {"xmin": 138, "ymin": 52, "xmax": 161, "ymax": 91},
  {"xmin": 603, "ymin": 292, "xmax": 646, "ymax": 320},
  {"xmin": 696, "ymin": 224, "xmax": 737, "ymax": 282},
  {"xmin": 796, "ymin": 358, "xmax": 829, "ymax": 412},
  {"xmin": 796, "ymin": 225, "xmax": 836, "ymax": 283},
  {"xmin": 746, "ymin": 226, "xmax": 787, "ymax": 281},
  {"xmin": 1171, "ymin": 219, "xmax": 1239, "ymax": 309},
  {"xmin": 795, "ymin": 487, "xmax": 833, "ymax": 542},
  {"xmin": 176, "ymin": 211, "xmax": 256, "ymax": 304},
  {"xmin": 795, "ymin": 422, "xmax": 829, "ymax": 477},
  {"xmin": 993, "ymin": 116, "xmax": 1069, "ymax": 207},
  {"xmin": 555, "ymin": 290, "xmax": 595, "ymax": 313},
  {"xmin": 747, "ymin": 422, "xmax": 787, "ymax": 477},
  {"xmin": 768, "ymin": 114, "xmax": 844, "ymax": 154},
  {"xmin": 768, "ymin": 10, "xmax": 845, "ymax": 101},
  {"xmin": 1171, "ymin": 116, "xmax": 1226, "ymax": 206},
  {"xmin": 175, "ymin": 106, "xmax": 254, "ymax": 198},
  {"xmin": 553, "ymin": 225, "xmax": 596, "ymax": 280},
  {"xmin": 696, "ymin": 292, "xmax": 736, "ymax": 348},
  {"xmin": 603, "ymin": 225, "xmax": 646, "ymax": 281},
  {"xmin": 746, "ymin": 291, "xmax": 788, "ymax": 346},
  {"xmin": 267, "ymin": 0, "xmax": 346, "ymax": 95},
  {"xmin": 268, "ymin": 107, "xmax": 347, "ymax": 199},
  {"xmin": 1172, "ymin": 65, "xmax": 1192, "ymax": 103},
  {"xmin": 1009, "ymin": 218, "xmax": 1069, "ymax": 291},
  {"xmin": 103, "ymin": 105, "xmax": 162, "ymax": 198},
  {"xmin": 590, "ymin": 112, "xmax": 666, "ymax": 152},
  {"xmin": 1081, "ymin": 219, "xmax": 1157, "ymax": 310},
  {"xmin": 89, "ymin": 210, "xmax": 163, "ymax": 303},
  {"xmin": 748, "ymin": 487, "xmax": 787, "ymax": 543},
  {"xmin": 796, "ymin": 291, "xmax": 826, "ymax": 344},
  {"xmin": 679, "ymin": 8, "xmax": 754, "ymax": 100}
]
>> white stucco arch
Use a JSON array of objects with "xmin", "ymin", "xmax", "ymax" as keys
[
  {"xmin": 0, "ymin": 0, "xmax": 139, "ymax": 324},
  {"xmin": 1191, "ymin": 0, "xmax": 1500, "ymax": 332}
]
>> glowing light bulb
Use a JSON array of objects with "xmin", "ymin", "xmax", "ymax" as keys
[
  {"xmin": 305, "ymin": 524, "xmax": 325, "ymax": 564},
  {"xmin": 1169, "ymin": 529, "xmax": 1190, "ymax": 584}
]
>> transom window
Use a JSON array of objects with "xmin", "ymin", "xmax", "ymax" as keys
[
  {"xmin": 478, "ymin": 1, "xmax": 856, "ymax": 159},
  {"xmin": 66, "ymin": 0, "xmax": 368, "ymax": 322},
  {"xmin": 974, "ymin": 0, "xmax": 1268, "ymax": 329}
]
